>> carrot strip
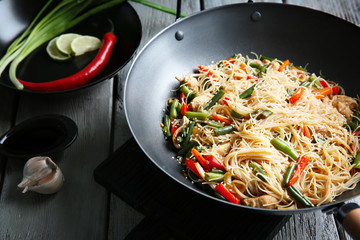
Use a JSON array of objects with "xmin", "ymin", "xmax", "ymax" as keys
[
  {"xmin": 192, "ymin": 148, "xmax": 211, "ymax": 171},
  {"xmin": 314, "ymin": 87, "xmax": 332, "ymax": 99},
  {"xmin": 303, "ymin": 125, "xmax": 312, "ymax": 139},
  {"xmin": 279, "ymin": 59, "xmax": 290, "ymax": 72}
]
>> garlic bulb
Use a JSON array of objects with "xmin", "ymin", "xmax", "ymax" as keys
[{"xmin": 18, "ymin": 156, "xmax": 64, "ymax": 194}]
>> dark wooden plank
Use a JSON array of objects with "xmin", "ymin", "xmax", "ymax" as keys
[{"xmin": 0, "ymin": 80, "xmax": 113, "ymax": 239}]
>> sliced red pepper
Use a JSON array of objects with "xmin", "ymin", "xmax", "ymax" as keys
[
  {"xmin": 212, "ymin": 114, "xmax": 232, "ymax": 125},
  {"xmin": 355, "ymin": 131, "xmax": 360, "ymax": 136},
  {"xmin": 289, "ymin": 86, "xmax": 305, "ymax": 104},
  {"xmin": 181, "ymin": 103, "xmax": 188, "ymax": 115},
  {"xmin": 332, "ymin": 86, "xmax": 339, "ymax": 95},
  {"xmin": 185, "ymin": 158, "xmax": 203, "ymax": 179},
  {"xmin": 191, "ymin": 148, "xmax": 211, "ymax": 171},
  {"xmin": 279, "ymin": 59, "xmax": 290, "ymax": 72},
  {"xmin": 170, "ymin": 120, "xmax": 180, "ymax": 135},
  {"xmin": 288, "ymin": 155, "xmax": 309, "ymax": 187},
  {"xmin": 222, "ymin": 97, "xmax": 231, "ymax": 106},
  {"xmin": 319, "ymin": 80, "xmax": 329, "ymax": 88},
  {"xmin": 179, "ymin": 92, "xmax": 186, "ymax": 104},
  {"xmin": 215, "ymin": 183, "xmax": 240, "ymax": 204},
  {"xmin": 203, "ymin": 154, "xmax": 226, "ymax": 171},
  {"xmin": 226, "ymin": 57, "xmax": 235, "ymax": 64}
]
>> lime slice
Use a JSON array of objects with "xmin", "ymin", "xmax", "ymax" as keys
[
  {"xmin": 70, "ymin": 35, "xmax": 102, "ymax": 56},
  {"xmin": 56, "ymin": 33, "xmax": 82, "ymax": 55},
  {"xmin": 46, "ymin": 37, "xmax": 71, "ymax": 61}
]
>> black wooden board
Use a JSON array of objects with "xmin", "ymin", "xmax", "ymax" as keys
[{"xmin": 94, "ymin": 138, "xmax": 289, "ymax": 239}]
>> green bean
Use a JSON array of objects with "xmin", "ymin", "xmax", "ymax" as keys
[
  {"xmin": 257, "ymin": 110, "xmax": 273, "ymax": 119},
  {"xmin": 294, "ymin": 66, "xmax": 307, "ymax": 72},
  {"xmin": 309, "ymin": 73, "xmax": 317, "ymax": 82},
  {"xmin": 205, "ymin": 172, "xmax": 224, "ymax": 182},
  {"xmin": 182, "ymin": 121, "xmax": 195, "ymax": 147},
  {"xmin": 170, "ymin": 98, "xmax": 179, "ymax": 119},
  {"xmin": 347, "ymin": 120, "xmax": 359, "ymax": 131},
  {"xmin": 211, "ymin": 168, "xmax": 226, "ymax": 174},
  {"xmin": 270, "ymin": 138, "xmax": 300, "ymax": 161},
  {"xmin": 206, "ymin": 120, "xmax": 224, "ymax": 128},
  {"xmin": 176, "ymin": 136, "xmax": 183, "ymax": 144},
  {"xmin": 260, "ymin": 56, "xmax": 275, "ymax": 61},
  {"xmin": 204, "ymin": 89, "xmax": 225, "ymax": 110},
  {"xmin": 300, "ymin": 81, "xmax": 311, "ymax": 87},
  {"xmin": 250, "ymin": 63, "xmax": 261, "ymax": 69},
  {"xmin": 163, "ymin": 114, "xmax": 171, "ymax": 137},
  {"xmin": 249, "ymin": 161, "xmax": 268, "ymax": 182},
  {"xmin": 287, "ymin": 185, "xmax": 314, "ymax": 208},
  {"xmin": 180, "ymin": 85, "xmax": 197, "ymax": 100},
  {"xmin": 185, "ymin": 111, "xmax": 210, "ymax": 120},
  {"xmin": 239, "ymin": 84, "xmax": 256, "ymax": 99},
  {"xmin": 231, "ymin": 110, "xmax": 244, "ymax": 119},
  {"xmin": 215, "ymin": 125, "xmax": 234, "ymax": 136},
  {"xmin": 177, "ymin": 140, "xmax": 198, "ymax": 156},
  {"xmin": 282, "ymin": 162, "xmax": 296, "ymax": 187}
]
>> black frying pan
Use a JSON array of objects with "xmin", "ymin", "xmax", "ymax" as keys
[
  {"xmin": 0, "ymin": 0, "xmax": 141, "ymax": 94},
  {"xmin": 124, "ymin": 1, "xmax": 360, "ymax": 237}
]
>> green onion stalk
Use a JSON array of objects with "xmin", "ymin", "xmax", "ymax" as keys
[{"xmin": 0, "ymin": 0, "xmax": 187, "ymax": 90}]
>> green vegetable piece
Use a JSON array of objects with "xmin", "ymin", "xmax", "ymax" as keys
[
  {"xmin": 182, "ymin": 121, "xmax": 195, "ymax": 147},
  {"xmin": 260, "ymin": 56, "xmax": 275, "ymax": 61},
  {"xmin": 204, "ymin": 89, "xmax": 225, "ymax": 110},
  {"xmin": 206, "ymin": 120, "xmax": 225, "ymax": 128},
  {"xmin": 170, "ymin": 98, "xmax": 179, "ymax": 119},
  {"xmin": 282, "ymin": 162, "xmax": 296, "ymax": 187},
  {"xmin": 180, "ymin": 85, "xmax": 197, "ymax": 100},
  {"xmin": 231, "ymin": 110, "xmax": 244, "ymax": 119},
  {"xmin": 211, "ymin": 168, "xmax": 226, "ymax": 174},
  {"xmin": 185, "ymin": 111, "xmax": 210, "ymax": 120},
  {"xmin": 257, "ymin": 110, "xmax": 273, "ymax": 119},
  {"xmin": 215, "ymin": 125, "xmax": 234, "ymax": 136},
  {"xmin": 250, "ymin": 63, "xmax": 261, "ymax": 69},
  {"xmin": 300, "ymin": 81, "xmax": 311, "ymax": 87},
  {"xmin": 178, "ymin": 140, "xmax": 198, "ymax": 157},
  {"xmin": 309, "ymin": 73, "xmax": 317, "ymax": 82},
  {"xmin": 287, "ymin": 185, "xmax": 314, "ymax": 208},
  {"xmin": 176, "ymin": 136, "xmax": 183, "ymax": 144},
  {"xmin": 239, "ymin": 84, "xmax": 256, "ymax": 99},
  {"xmin": 163, "ymin": 114, "xmax": 171, "ymax": 137},
  {"xmin": 270, "ymin": 138, "xmax": 300, "ymax": 161},
  {"xmin": 353, "ymin": 152, "xmax": 360, "ymax": 169},
  {"xmin": 249, "ymin": 161, "xmax": 269, "ymax": 182},
  {"xmin": 205, "ymin": 172, "xmax": 224, "ymax": 182}
]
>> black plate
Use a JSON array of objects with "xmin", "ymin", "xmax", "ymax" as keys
[
  {"xmin": 0, "ymin": 114, "xmax": 78, "ymax": 159},
  {"xmin": 0, "ymin": 0, "xmax": 142, "ymax": 94}
]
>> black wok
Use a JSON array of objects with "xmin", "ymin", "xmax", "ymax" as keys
[{"xmin": 124, "ymin": 1, "xmax": 360, "ymax": 237}]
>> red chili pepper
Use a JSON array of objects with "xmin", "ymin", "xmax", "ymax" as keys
[
  {"xmin": 19, "ymin": 32, "xmax": 117, "ymax": 92},
  {"xmin": 192, "ymin": 148, "xmax": 211, "ymax": 171},
  {"xmin": 212, "ymin": 114, "xmax": 232, "ymax": 125},
  {"xmin": 203, "ymin": 154, "xmax": 226, "ymax": 171},
  {"xmin": 288, "ymin": 155, "xmax": 309, "ymax": 187},
  {"xmin": 215, "ymin": 183, "xmax": 240, "ymax": 204}
]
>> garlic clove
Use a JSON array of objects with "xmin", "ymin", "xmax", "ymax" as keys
[{"xmin": 18, "ymin": 156, "xmax": 64, "ymax": 194}]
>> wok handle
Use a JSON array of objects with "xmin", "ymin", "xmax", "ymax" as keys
[{"xmin": 337, "ymin": 203, "xmax": 360, "ymax": 240}]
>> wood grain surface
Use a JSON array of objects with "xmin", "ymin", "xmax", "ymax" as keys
[{"xmin": 0, "ymin": 0, "xmax": 358, "ymax": 239}]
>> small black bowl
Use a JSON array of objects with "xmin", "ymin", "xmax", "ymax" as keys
[{"xmin": 0, "ymin": 114, "xmax": 77, "ymax": 159}]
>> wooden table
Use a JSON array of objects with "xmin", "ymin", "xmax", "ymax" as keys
[{"xmin": 0, "ymin": 0, "xmax": 359, "ymax": 239}]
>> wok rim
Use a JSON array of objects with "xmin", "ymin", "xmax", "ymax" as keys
[{"xmin": 124, "ymin": 2, "xmax": 360, "ymax": 215}]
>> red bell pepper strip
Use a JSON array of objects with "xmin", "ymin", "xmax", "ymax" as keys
[
  {"xmin": 226, "ymin": 57, "xmax": 235, "ymax": 64},
  {"xmin": 289, "ymin": 87, "xmax": 305, "ymax": 104},
  {"xmin": 319, "ymin": 80, "xmax": 329, "ymax": 88},
  {"xmin": 354, "ymin": 131, "xmax": 360, "ymax": 136},
  {"xmin": 279, "ymin": 59, "xmax": 290, "ymax": 72},
  {"xmin": 215, "ymin": 183, "xmax": 240, "ymax": 204},
  {"xmin": 170, "ymin": 120, "xmax": 180, "ymax": 135},
  {"xmin": 288, "ymin": 155, "xmax": 309, "ymax": 187},
  {"xmin": 181, "ymin": 103, "xmax": 188, "ymax": 115},
  {"xmin": 332, "ymin": 86, "xmax": 339, "ymax": 95},
  {"xmin": 192, "ymin": 148, "xmax": 211, "ymax": 171},
  {"xmin": 185, "ymin": 158, "xmax": 204, "ymax": 179},
  {"xmin": 203, "ymin": 154, "xmax": 226, "ymax": 171},
  {"xmin": 212, "ymin": 114, "xmax": 232, "ymax": 125},
  {"xmin": 19, "ymin": 32, "xmax": 117, "ymax": 92}
]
